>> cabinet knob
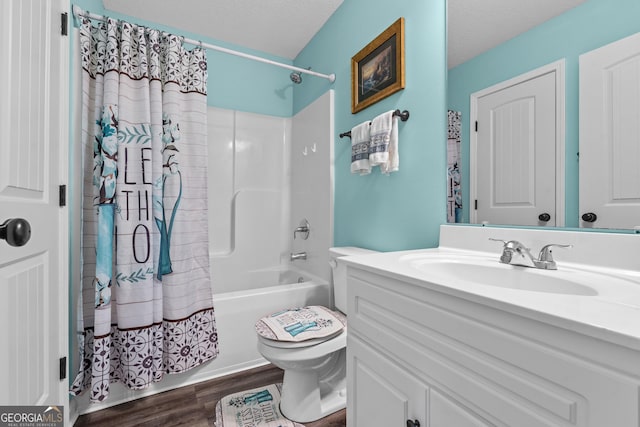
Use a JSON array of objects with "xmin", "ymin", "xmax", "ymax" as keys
[
  {"xmin": 407, "ymin": 420, "xmax": 420, "ymax": 427},
  {"xmin": 581, "ymin": 212, "xmax": 597, "ymax": 223},
  {"xmin": 538, "ymin": 212, "xmax": 551, "ymax": 222}
]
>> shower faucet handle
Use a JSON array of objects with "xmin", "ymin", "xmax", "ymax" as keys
[{"xmin": 293, "ymin": 219, "xmax": 310, "ymax": 240}]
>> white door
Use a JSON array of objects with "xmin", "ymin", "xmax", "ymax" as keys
[
  {"xmin": 471, "ymin": 62, "xmax": 564, "ymax": 227},
  {"xmin": 0, "ymin": 0, "xmax": 68, "ymax": 412},
  {"xmin": 579, "ymin": 32, "xmax": 640, "ymax": 230}
]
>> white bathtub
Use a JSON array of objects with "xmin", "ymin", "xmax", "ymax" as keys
[
  {"xmin": 211, "ymin": 267, "xmax": 330, "ymax": 374},
  {"xmin": 74, "ymin": 267, "xmax": 330, "ymax": 416}
]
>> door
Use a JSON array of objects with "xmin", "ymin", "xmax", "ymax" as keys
[
  {"xmin": 471, "ymin": 63, "xmax": 564, "ymax": 226},
  {"xmin": 579, "ymin": 32, "xmax": 640, "ymax": 230},
  {"xmin": 0, "ymin": 0, "xmax": 68, "ymax": 410}
]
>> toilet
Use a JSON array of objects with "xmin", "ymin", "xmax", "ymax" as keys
[{"xmin": 255, "ymin": 246, "xmax": 377, "ymax": 423}]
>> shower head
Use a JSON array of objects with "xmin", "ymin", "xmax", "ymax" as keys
[
  {"xmin": 290, "ymin": 67, "xmax": 311, "ymax": 84},
  {"xmin": 290, "ymin": 71, "xmax": 303, "ymax": 84}
]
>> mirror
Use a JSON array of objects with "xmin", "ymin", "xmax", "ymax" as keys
[{"xmin": 447, "ymin": 0, "xmax": 640, "ymax": 230}]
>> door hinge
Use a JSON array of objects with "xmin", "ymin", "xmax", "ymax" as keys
[
  {"xmin": 59, "ymin": 185, "xmax": 66, "ymax": 207},
  {"xmin": 475, "ymin": 121, "xmax": 478, "ymax": 132},
  {"xmin": 59, "ymin": 357, "xmax": 67, "ymax": 381},
  {"xmin": 61, "ymin": 12, "xmax": 68, "ymax": 36},
  {"xmin": 474, "ymin": 199, "xmax": 478, "ymax": 210}
]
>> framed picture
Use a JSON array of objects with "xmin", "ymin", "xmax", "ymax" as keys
[{"xmin": 351, "ymin": 17, "xmax": 405, "ymax": 114}]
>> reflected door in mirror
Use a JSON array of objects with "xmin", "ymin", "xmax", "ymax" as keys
[
  {"xmin": 473, "ymin": 70, "xmax": 557, "ymax": 226},
  {"xmin": 580, "ymin": 31, "xmax": 640, "ymax": 230}
]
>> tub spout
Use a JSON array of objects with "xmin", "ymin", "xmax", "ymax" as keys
[{"xmin": 290, "ymin": 252, "xmax": 307, "ymax": 261}]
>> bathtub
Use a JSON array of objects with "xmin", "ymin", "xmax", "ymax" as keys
[
  {"xmin": 211, "ymin": 267, "xmax": 330, "ymax": 374},
  {"xmin": 74, "ymin": 267, "xmax": 330, "ymax": 416}
]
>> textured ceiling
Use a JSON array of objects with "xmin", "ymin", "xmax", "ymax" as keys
[
  {"xmin": 447, "ymin": 0, "xmax": 587, "ymax": 68},
  {"xmin": 104, "ymin": 0, "xmax": 587, "ymax": 67},
  {"xmin": 103, "ymin": 0, "xmax": 344, "ymax": 60}
]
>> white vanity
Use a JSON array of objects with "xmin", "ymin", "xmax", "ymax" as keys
[{"xmin": 343, "ymin": 225, "xmax": 640, "ymax": 427}]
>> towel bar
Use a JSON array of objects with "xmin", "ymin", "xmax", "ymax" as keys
[{"xmin": 339, "ymin": 109, "xmax": 410, "ymax": 139}]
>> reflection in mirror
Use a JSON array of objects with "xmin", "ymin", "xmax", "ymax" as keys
[
  {"xmin": 469, "ymin": 61, "xmax": 564, "ymax": 227},
  {"xmin": 447, "ymin": 0, "xmax": 640, "ymax": 230},
  {"xmin": 579, "ymin": 31, "xmax": 640, "ymax": 231}
]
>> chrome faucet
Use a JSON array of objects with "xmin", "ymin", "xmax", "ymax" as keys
[
  {"xmin": 489, "ymin": 238, "xmax": 571, "ymax": 270},
  {"xmin": 290, "ymin": 251, "xmax": 307, "ymax": 261}
]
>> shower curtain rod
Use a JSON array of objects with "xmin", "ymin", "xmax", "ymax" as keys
[{"xmin": 71, "ymin": 5, "xmax": 336, "ymax": 83}]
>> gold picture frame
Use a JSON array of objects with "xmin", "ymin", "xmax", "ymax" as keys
[{"xmin": 351, "ymin": 17, "xmax": 405, "ymax": 114}]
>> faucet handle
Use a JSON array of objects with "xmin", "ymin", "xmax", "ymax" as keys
[
  {"xmin": 489, "ymin": 238, "xmax": 514, "ymax": 264},
  {"xmin": 488, "ymin": 238, "xmax": 507, "ymax": 246},
  {"xmin": 538, "ymin": 243, "xmax": 572, "ymax": 262},
  {"xmin": 293, "ymin": 219, "xmax": 310, "ymax": 240}
]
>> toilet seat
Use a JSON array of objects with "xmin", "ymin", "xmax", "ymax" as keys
[
  {"xmin": 257, "ymin": 327, "xmax": 346, "ymax": 349},
  {"xmin": 255, "ymin": 306, "xmax": 346, "ymax": 346}
]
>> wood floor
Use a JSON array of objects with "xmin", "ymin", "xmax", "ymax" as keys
[{"xmin": 74, "ymin": 364, "xmax": 346, "ymax": 427}]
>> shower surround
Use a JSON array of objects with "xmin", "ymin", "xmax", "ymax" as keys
[
  {"xmin": 71, "ymin": 91, "xmax": 334, "ymax": 416},
  {"xmin": 209, "ymin": 91, "xmax": 334, "ymax": 293}
]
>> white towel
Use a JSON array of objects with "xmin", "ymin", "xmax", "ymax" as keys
[
  {"xmin": 369, "ymin": 110, "xmax": 399, "ymax": 174},
  {"xmin": 350, "ymin": 121, "xmax": 372, "ymax": 175}
]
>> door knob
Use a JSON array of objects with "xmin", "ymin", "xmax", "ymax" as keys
[
  {"xmin": 407, "ymin": 420, "xmax": 420, "ymax": 427},
  {"xmin": 0, "ymin": 218, "xmax": 31, "ymax": 247},
  {"xmin": 581, "ymin": 212, "xmax": 597, "ymax": 223},
  {"xmin": 538, "ymin": 213, "xmax": 551, "ymax": 222}
]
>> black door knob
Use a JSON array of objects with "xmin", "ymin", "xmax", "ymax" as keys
[
  {"xmin": 538, "ymin": 213, "xmax": 551, "ymax": 222},
  {"xmin": 581, "ymin": 212, "xmax": 597, "ymax": 223},
  {"xmin": 0, "ymin": 218, "xmax": 31, "ymax": 247},
  {"xmin": 407, "ymin": 420, "xmax": 421, "ymax": 427}
]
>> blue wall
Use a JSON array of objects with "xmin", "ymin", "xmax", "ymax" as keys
[
  {"xmin": 295, "ymin": 0, "xmax": 448, "ymax": 251},
  {"xmin": 448, "ymin": 0, "xmax": 640, "ymax": 227}
]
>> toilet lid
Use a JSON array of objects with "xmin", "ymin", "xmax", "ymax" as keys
[{"xmin": 255, "ymin": 306, "xmax": 346, "ymax": 343}]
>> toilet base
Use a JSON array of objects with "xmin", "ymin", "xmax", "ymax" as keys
[{"xmin": 278, "ymin": 349, "xmax": 346, "ymax": 423}]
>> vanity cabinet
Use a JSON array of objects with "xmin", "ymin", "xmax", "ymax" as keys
[{"xmin": 346, "ymin": 266, "xmax": 640, "ymax": 427}]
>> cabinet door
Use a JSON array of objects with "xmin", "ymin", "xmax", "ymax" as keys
[
  {"xmin": 430, "ymin": 390, "xmax": 493, "ymax": 427},
  {"xmin": 347, "ymin": 334, "xmax": 427, "ymax": 427}
]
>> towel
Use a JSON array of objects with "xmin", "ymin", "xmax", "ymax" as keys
[
  {"xmin": 369, "ymin": 110, "xmax": 399, "ymax": 174},
  {"xmin": 350, "ymin": 121, "xmax": 372, "ymax": 175}
]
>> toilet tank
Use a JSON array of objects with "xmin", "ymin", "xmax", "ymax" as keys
[{"xmin": 329, "ymin": 246, "xmax": 379, "ymax": 313}]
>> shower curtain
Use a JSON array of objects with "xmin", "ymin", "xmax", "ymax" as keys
[
  {"xmin": 70, "ymin": 16, "xmax": 218, "ymax": 402},
  {"xmin": 447, "ymin": 110, "xmax": 462, "ymax": 223}
]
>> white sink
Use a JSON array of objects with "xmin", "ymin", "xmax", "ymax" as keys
[
  {"xmin": 404, "ymin": 256, "xmax": 599, "ymax": 296},
  {"xmin": 343, "ymin": 225, "xmax": 640, "ymax": 351}
]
